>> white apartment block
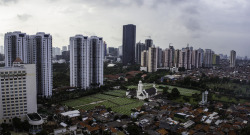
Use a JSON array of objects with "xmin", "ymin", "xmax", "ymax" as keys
[
  {"xmin": 0, "ymin": 61, "xmax": 37, "ymax": 124},
  {"xmin": 4, "ymin": 31, "xmax": 29, "ymax": 67},
  {"xmin": 30, "ymin": 32, "xmax": 53, "ymax": 97},
  {"xmin": 70, "ymin": 35, "xmax": 104, "ymax": 89},
  {"xmin": 148, "ymin": 46, "xmax": 157, "ymax": 72},
  {"xmin": 4, "ymin": 31, "xmax": 53, "ymax": 97}
]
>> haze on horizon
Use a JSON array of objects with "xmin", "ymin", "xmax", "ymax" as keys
[{"xmin": 0, "ymin": 0, "xmax": 249, "ymax": 57}]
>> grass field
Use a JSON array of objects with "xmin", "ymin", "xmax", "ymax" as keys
[
  {"xmin": 127, "ymin": 83, "xmax": 201, "ymax": 96},
  {"xmin": 208, "ymin": 83, "xmax": 250, "ymax": 95},
  {"xmin": 62, "ymin": 90, "xmax": 144, "ymax": 115},
  {"xmin": 211, "ymin": 94, "xmax": 246, "ymax": 103}
]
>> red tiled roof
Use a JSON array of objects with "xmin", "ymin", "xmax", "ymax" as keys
[{"xmin": 13, "ymin": 57, "xmax": 23, "ymax": 63}]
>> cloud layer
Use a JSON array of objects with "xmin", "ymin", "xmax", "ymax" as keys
[{"xmin": 0, "ymin": 0, "xmax": 249, "ymax": 57}]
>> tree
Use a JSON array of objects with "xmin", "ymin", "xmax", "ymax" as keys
[
  {"xmin": 1, "ymin": 123, "xmax": 11, "ymax": 135},
  {"xmin": 163, "ymin": 87, "xmax": 169, "ymax": 95},
  {"xmin": 171, "ymin": 88, "xmax": 180, "ymax": 98},
  {"xmin": 22, "ymin": 120, "xmax": 30, "ymax": 132},
  {"xmin": 36, "ymin": 130, "xmax": 48, "ymax": 135},
  {"xmin": 183, "ymin": 96, "xmax": 190, "ymax": 102},
  {"xmin": 12, "ymin": 117, "xmax": 22, "ymax": 131},
  {"xmin": 240, "ymin": 125, "xmax": 250, "ymax": 135},
  {"xmin": 107, "ymin": 107, "xmax": 112, "ymax": 112},
  {"xmin": 126, "ymin": 123, "xmax": 142, "ymax": 135}
]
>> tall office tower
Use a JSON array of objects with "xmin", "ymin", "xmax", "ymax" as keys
[
  {"xmin": 29, "ymin": 32, "xmax": 53, "ymax": 97},
  {"xmin": 145, "ymin": 39, "xmax": 153, "ymax": 50},
  {"xmin": 55, "ymin": 47, "xmax": 61, "ymax": 56},
  {"xmin": 104, "ymin": 42, "xmax": 107, "ymax": 57},
  {"xmin": 186, "ymin": 47, "xmax": 192, "ymax": 70},
  {"xmin": 198, "ymin": 48, "xmax": 204, "ymax": 67},
  {"xmin": 174, "ymin": 49, "xmax": 181, "ymax": 68},
  {"xmin": 68, "ymin": 45, "xmax": 70, "ymax": 51},
  {"xmin": 156, "ymin": 47, "xmax": 163, "ymax": 68},
  {"xmin": 135, "ymin": 42, "xmax": 145, "ymax": 64},
  {"xmin": 52, "ymin": 47, "xmax": 56, "ymax": 58},
  {"xmin": 62, "ymin": 46, "xmax": 67, "ymax": 52},
  {"xmin": 192, "ymin": 50, "xmax": 199, "ymax": 68},
  {"xmin": 0, "ymin": 45, "xmax": 4, "ymax": 54},
  {"xmin": 4, "ymin": 31, "xmax": 29, "ymax": 67},
  {"xmin": 169, "ymin": 45, "xmax": 175, "ymax": 66},
  {"xmin": 141, "ymin": 50, "xmax": 148, "ymax": 67},
  {"xmin": 212, "ymin": 54, "xmax": 220, "ymax": 65},
  {"xmin": 89, "ymin": 36, "xmax": 104, "ymax": 87},
  {"xmin": 107, "ymin": 47, "xmax": 115, "ymax": 55},
  {"xmin": 204, "ymin": 49, "xmax": 213, "ymax": 68},
  {"xmin": 115, "ymin": 48, "xmax": 119, "ymax": 57},
  {"xmin": 179, "ymin": 47, "xmax": 192, "ymax": 70},
  {"xmin": 70, "ymin": 35, "xmax": 89, "ymax": 89},
  {"xmin": 122, "ymin": 24, "xmax": 136, "ymax": 65},
  {"xmin": 0, "ymin": 60, "xmax": 37, "ymax": 124},
  {"xmin": 148, "ymin": 46, "xmax": 157, "ymax": 72},
  {"xmin": 118, "ymin": 46, "xmax": 122, "ymax": 57},
  {"xmin": 163, "ymin": 48, "xmax": 174, "ymax": 68},
  {"xmin": 230, "ymin": 50, "xmax": 236, "ymax": 67},
  {"xmin": 70, "ymin": 35, "xmax": 103, "ymax": 89}
]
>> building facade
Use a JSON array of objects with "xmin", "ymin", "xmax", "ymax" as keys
[
  {"xmin": 230, "ymin": 50, "xmax": 236, "ymax": 67},
  {"xmin": 4, "ymin": 31, "xmax": 29, "ymax": 67},
  {"xmin": 135, "ymin": 42, "xmax": 145, "ymax": 64},
  {"xmin": 0, "ymin": 61, "xmax": 37, "ymax": 124},
  {"xmin": 29, "ymin": 32, "xmax": 53, "ymax": 97},
  {"xmin": 4, "ymin": 31, "xmax": 53, "ymax": 97},
  {"xmin": 122, "ymin": 24, "xmax": 136, "ymax": 65},
  {"xmin": 145, "ymin": 39, "xmax": 153, "ymax": 50},
  {"xmin": 204, "ymin": 49, "xmax": 214, "ymax": 68},
  {"xmin": 70, "ymin": 35, "xmax": 103, "ymax": 89},
  {"xmin": 148, "ymin": 46, "xmax": 157, "ymax": 72}
]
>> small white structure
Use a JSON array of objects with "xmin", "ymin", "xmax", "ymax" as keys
[
  {"xmin": 140, "ymin": 66, "xmax": 147, "ymax": 72},
  {"xmin": 200, "ymin": 91, "xmax": 209, "ymax": 105},
  {"xmin": 126, "ymin": 81, "xmax": 157, "ymax": 100},
  {"xmin": 26, "ymin": 113, "xmax": 44, "ymax": 135},
  {"xmin": 61, "ymin": 110, "xmax": 80, "ymax": 118}
]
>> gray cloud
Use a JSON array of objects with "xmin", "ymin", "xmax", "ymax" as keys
[
  {"xmin": 17, "ymin": 14, "xmax": 32, "ymax": 21},
  {"xmin": 0, "ymin": 0, "xmax": 18, "ymax": 5},
  {"xmin": 0, "ymin": 0, "xmax": 250, "ymax": 57},
  {"xmin": 183, "ymin": 18, "xmax": 201, "ymax": 31}
]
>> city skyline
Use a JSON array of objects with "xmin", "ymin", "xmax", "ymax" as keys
[{"xmin": 0, "ymin": 0, "xmax": 250, "ymax": 57}]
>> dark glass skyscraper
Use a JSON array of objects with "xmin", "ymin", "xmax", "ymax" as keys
[
  {"xmin": 122, "ymin": 24, "xmax": 136, "ymax": 65},
  {"xmin": 145, "ymin": 39, "xmax": 153, "ymax": 50}
]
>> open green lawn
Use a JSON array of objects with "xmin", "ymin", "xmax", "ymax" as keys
[
  {"xmin": 212, "ymin": 94, "xmax": 246, "ymax": 103},
  {"xmin": 208, "ymin": 83, "xmax": 250, "ymax": 95},
  {"xmin": 62, "ymin": 96, "xmax": 102, "ymax": 107},
  {"xmin": 92, "ymin": 93, "xmax": 117, "ymax": 100},
  {"xmin": 62, "ymin": 92, "xmax": 144, "ymax": 115},
  {"xmin": 104, "ymin": 90, "xmax": 126, "ymax": 97},
  {"xmin": 127, "ymin": 83, "xmax": 201, "ymax": 96},
  {"xmin": 112, "ymin": 101, "xmax": 144, "ymax": 115},
  {"xmin": 111, "ymin": 97, "xmax": 137, "ymax": 105},
  {"xmin": 172, "ymin": 96, "xmax": 198, "ymax": 105}
]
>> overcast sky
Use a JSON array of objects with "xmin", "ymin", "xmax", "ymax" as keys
[{"xmin": 0, "ymin": 0, "xmax": 249, "ymax": 57}]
